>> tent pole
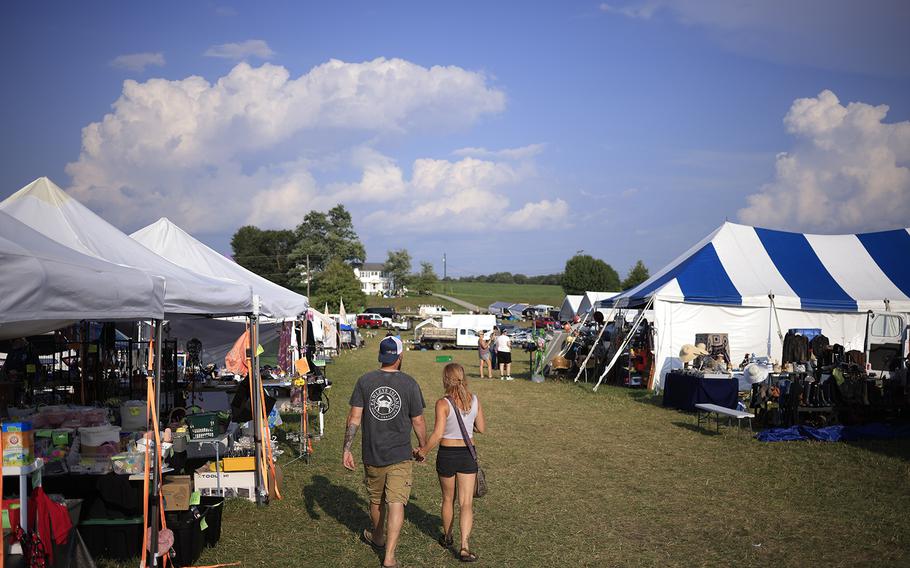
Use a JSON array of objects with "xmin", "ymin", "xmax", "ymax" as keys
[
  {"xmin": 574, "ymin": 305, "xmax": 616, "ymax": 383},
  {"xmin": 250, "ymin": 297, "xmax": 266, "ymax": 505},
  {"xmin": 593, "ymin": 297, "xmax": 653, "ymax": 392}
]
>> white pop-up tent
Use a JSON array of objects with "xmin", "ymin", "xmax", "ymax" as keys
[
  {"xmin": 578, "ymin": 291, "xmax": 618, "ymax": 316},
  {"xmin": 0, "ymin": 178, "xmax": 253, "ymax": 316},
  {"xmin": 0, "ymin": 211, "xmax": 166, "ymax": 339},
  {"xmin": 558, "ymin": 295, "xmax": 583, "ymax": 321},
  {"xmin": 131, "ymin": 218, "xmax": 308, "ymax": 319},
  {"xmin": 608, "ymin": 222, "xmax": 910, "ymax": 389}
]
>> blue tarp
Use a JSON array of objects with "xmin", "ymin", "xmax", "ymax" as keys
[{"xmin": 756, "ymin": 423, "xmax": 910, "ymax": 442}]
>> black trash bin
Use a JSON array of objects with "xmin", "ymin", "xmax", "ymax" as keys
[{"xmin": 199, "ymin": 496, "xmax": 225, "ymax": 547}]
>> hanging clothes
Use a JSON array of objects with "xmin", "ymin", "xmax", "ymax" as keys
[
  {"xmin": 782, "ymin": 331, "xmax": 810, "ymax": 364},
  {"xmin": 277, "ymin": 322, "xmax": 292, "ymax": 373},
  {"xmin": 809, "ymin": 333, "xmax": 830, "ymax": 359},
  {"xmin": 225, "ymin": 330, "xmax": 251, "ymax": 377}
]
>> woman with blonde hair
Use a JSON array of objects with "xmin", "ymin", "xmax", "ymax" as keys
[{"xmin": 418, "ymin": 363, "xmax": 486, "ymax": 562}]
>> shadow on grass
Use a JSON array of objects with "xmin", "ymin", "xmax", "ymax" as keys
[
  {"xmin": 303, "ymin": 475, "xmax": 371, "ymax": 535},
  {"xmin": 845, "ymin": 438, "xmax": 910, "ymax": 462},
  {"xmin": 405, "ymin": 498, "xmax": 444, "ymax": 542},
  {"xmin": 672, "ymin": 420, "xmax": 722, "ymax": 436}
]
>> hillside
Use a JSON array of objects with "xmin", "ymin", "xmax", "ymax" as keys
[{"xmin": 434, "ymin": 281, "xmax": 564, "ymax": 309}]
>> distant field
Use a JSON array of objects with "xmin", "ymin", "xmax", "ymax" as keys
[
  {"xmin": 364, "ymin": 294, "xmax": 463, "ymax": 315},
  {"xmin": 435, "ymin": 281, "xmax": 564, "ymax": 309}
]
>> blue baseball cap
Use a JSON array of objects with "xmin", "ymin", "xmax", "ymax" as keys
[{"xmin": 378, "ymin": 336, "xmax": 404, "ymax": 365}]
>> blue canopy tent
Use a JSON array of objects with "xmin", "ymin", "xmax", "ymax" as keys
[{"xmin": 604, "ymin": 222, "xmax": 910, "ymax": 389}]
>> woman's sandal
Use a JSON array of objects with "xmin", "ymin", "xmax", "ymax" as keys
[
  {"xmin": 458, "ymin": 548, "xmax": 478, "ymax": 563},
  {"xmin": 438, "ymin": 533, "xmax": 454, "ymax": 549}
]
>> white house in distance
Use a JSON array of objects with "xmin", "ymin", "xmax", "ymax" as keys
[{"xmin": 355, "ymin": 262, "xmax": 394, "ymax": 296}]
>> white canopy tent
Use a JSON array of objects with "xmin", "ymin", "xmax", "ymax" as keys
[
  {"xmin": 578, "ymin": 291, "xmax": 618, "ymax": 316},
  {"xmin": 0, "ymin": 178, "xmax": 253, "ymax": 317},
  {"xmin": 558, "ymin": 295, "xmax": 583, "ymax": 321},
  {"xmin": 607, "ymin": 222, "xmax": 910, "ymax": 389},
  {"xmin": 0, "ymin": 211, "xmax": 166, "ymax": 340},
  {"xmin": 131, "ymin": 217, "xmax": 308, "ymax": 319}
]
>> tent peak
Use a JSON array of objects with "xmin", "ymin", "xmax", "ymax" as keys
[{"xmin": 7, "ymin": 177, "xmax": 72, "ymax": 205}]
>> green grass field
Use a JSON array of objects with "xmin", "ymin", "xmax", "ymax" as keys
[
  {"xmin": 434, "ymin": 281, "xmax": 564, "ymax": 310},
  {"xmin": 136, "ymin": 345, "xmax": 910, "ymax": 568}
]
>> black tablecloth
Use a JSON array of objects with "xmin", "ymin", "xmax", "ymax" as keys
[{"xmin": 662, "ymin": 371, "xmax": 738, "ymax": 412}]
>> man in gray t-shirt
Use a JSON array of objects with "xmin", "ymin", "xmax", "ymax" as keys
[{"xmin": 343, "ymin": 336, "xmax": 426, "ymax": 568}]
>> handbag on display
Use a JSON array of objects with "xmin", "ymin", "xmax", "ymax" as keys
[{"xmin": 446, "ymin": 396, "xmax": 487, "ymax": 498}]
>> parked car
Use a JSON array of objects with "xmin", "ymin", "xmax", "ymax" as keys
[
  {"xmin": 534, "ymin": 317, "xmax": 558, "ymax": 329},
  {"xmin": 356, "ymin": 313, "xmax": 383, "ymax": 328}
]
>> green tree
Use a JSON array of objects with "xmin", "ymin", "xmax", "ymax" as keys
[
  {"xmin": 621, "ymin": 260, "xmax": 650, "ymax": 290},
  {"xmin": 562, "ymin": 254, "xmax": 620, "ymax": 295},
  {"xmin": 383, "ymin": 249, "xmax": 412, "ymax": 294},
  {"xmin": 230, "ymin": 226, "xmax": 296, "ymax": 288},
  {"xmin": 413, "ymin": 261, "xmax": 438, "ymax": 294},
  {"xmin": 286, "ymin": 204, "xmax": 366, "ymax": 291},
  {"xmin": 310, "ymin": 257, "xmax": 366, "ymax": 313}
]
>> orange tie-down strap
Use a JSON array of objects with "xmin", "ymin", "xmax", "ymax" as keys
[
  {"xmin": 1, "ymin": 422, "xmax": 5, "ymax": 568},
  {"xmin": 188, "ymin": 563, "xmax": 242, "ymax": 568},
  {"xmin": 141, "ymin": 377, "xmax": 170, "ymax": 568},
  {"xmin": 259, "ymin": 380, "xmax": 282, "ymax": 500}
]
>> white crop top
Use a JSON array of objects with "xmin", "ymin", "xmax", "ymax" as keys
[{"xmin": 443, "ymin": 395, "xmax": 478, "ymax": 440}]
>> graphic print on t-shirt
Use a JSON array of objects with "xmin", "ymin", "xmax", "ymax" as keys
[{"xmin": 369, "ymin": 386, "xmax": 402, "ymax": 421}]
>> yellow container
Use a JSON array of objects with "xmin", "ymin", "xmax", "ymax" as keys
[{"xmin": 219, "ymin": 456, "xmax": 255, "ymax": 472}]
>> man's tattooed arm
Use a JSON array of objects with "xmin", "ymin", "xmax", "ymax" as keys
[{"xmin": 342, "ymin": 423, "xmax": 359, "ymax": 453}]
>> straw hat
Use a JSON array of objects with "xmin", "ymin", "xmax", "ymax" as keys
[
  {"xmin": 679, "ymin": 343, "xmax": 709, "ymax": 363},
  {"xmin": 743, "ymin": 363, "xmax": 769, "ymax": 384}
]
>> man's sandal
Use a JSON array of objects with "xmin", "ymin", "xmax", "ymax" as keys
[
  {"xmin": 438, "ymin": 533, "xmax": 454, "ymax": 549},
  {"xmin": 362, "ymin": 529, "xmax": 385, "ymax": 550},
  {"xmin": 458, "ymin": 548, "xmax": 478, "ymax": 563}
]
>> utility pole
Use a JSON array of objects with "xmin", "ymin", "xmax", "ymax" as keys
[{"xmin": 306, "ymin": 254, "xmax": 311, "ymax": 298}]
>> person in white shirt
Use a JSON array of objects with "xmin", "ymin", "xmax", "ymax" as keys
[{"xmin": 495, "ymin": 332, "xmax": 513, "ymax": 381}]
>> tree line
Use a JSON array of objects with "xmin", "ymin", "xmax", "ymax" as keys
[{"xmin": 229, "ymin": 203, "xmax": 650, "ymax": 311}]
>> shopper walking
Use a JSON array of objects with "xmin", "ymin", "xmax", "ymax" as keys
[
  {"xmin": 343, "ymin": 336, "xmax": 427, "ymax": 568},
  {"xmin": 489, "ymin": 327, "xmax": 499, "ymax": 369},
  {"xmin": 477, "ymin": 331, "xmax": 493, "ymax": 379},
  {"xmin": 495, "ymin": 330, "xmax": 513, "ymax": 380},
  {"xmin": 418, "ymin": 363, "xmax": 486, "ymax": 562}
]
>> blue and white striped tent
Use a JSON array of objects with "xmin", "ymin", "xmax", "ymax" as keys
[
  {"xmin": 607, "ymin": 222, "xmax": 910, "ymax": 388},
  {"xmin": 613, "ymin": 222, "xmax": 910, "ymax": 312}
]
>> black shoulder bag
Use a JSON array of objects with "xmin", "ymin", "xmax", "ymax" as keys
[{"xmin": 446, "ymin": 396, "xmax": 487, "ymax": 497}]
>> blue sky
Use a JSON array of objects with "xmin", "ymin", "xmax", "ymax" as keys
[{"xmin": 2, "ymin": 1, "xmax": 908, "ymax": 279}]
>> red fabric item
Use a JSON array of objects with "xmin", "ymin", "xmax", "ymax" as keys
[
  {"xmin": 225, "ymin": 330, "xmax": 251, "ymax": 377},
  {"xmin": 32, "ymin": 487, "xmax": 72, "ymax": 564}
]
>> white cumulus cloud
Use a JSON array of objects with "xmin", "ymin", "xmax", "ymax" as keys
[
  {"xmin": 63, "ymin": 58, "xmax": 551, "ymax": 235},
  {"xmin": 738, "ymin": 90, "xmax": 910, "ymax": 233},
  {"xmin": 452, "ymin": 143, "xmax": 546, "ymax": 160},
  {"xmin": 110, "ymin": 52, "xmax": 165, "ymax": 72},
  {"xmin": 204, "ymin": 39, "xmax": 274, "ymax": 60}
]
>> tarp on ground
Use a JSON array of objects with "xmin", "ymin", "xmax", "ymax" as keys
[
  {"xmin": 131, "ymin": 218, "xmax": 308, "ymax": 319},
  {"xmin": 0, "ymin": 211, "xmax": 166, "ymax": 340},
  {"xmin": 558, "ymin": 295, "xmax": 583, "ymax": 321},
  {"xmin": 0, "ymin": 178, "xmax": 253, "ymax": 316},
  {"xmin": 606, "ymin": 222, "xmax": 910, "ymax": 389}
]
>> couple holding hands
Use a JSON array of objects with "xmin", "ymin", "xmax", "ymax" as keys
[{"xmin": 343, "ymin": 336, "xmax": 487, "ymax": 567}]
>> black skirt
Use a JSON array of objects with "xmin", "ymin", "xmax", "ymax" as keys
[{"xmin": 435, "ymin": 445, "xmax": 478, "ymax": 477}]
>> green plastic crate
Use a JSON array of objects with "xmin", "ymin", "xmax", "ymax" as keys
[{"xmin": 435, "ymin": 355, "xmax": 453, "ymax": 363}]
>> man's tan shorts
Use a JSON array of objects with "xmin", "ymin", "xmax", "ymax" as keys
[{"xmin": 364, "ymin": 460, "xmax": 413, "ymax": 505}]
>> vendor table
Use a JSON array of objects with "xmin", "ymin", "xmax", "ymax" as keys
[
  {"xmin": 663, "ymin": 371, "xmax": 738, "ymax": 412},
  {"xmin": 2, "ymin": 459, "xmax": 44, "ymax": 532}
]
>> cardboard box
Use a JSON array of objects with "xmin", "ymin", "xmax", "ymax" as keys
[
  {"xmin": 219, "ymin": 456, "xmax": 255, "ymax": 472},
  {"xmin": 162, "ymin": 475, "xmax": 193, "ymax": 511},
  {"xmin": 2, "ymin": 422, "xmax": 34, "ymax": 466},
  {"xmin": 194, "ymin": 471, "xmax": 256, "ymax": 502}
]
